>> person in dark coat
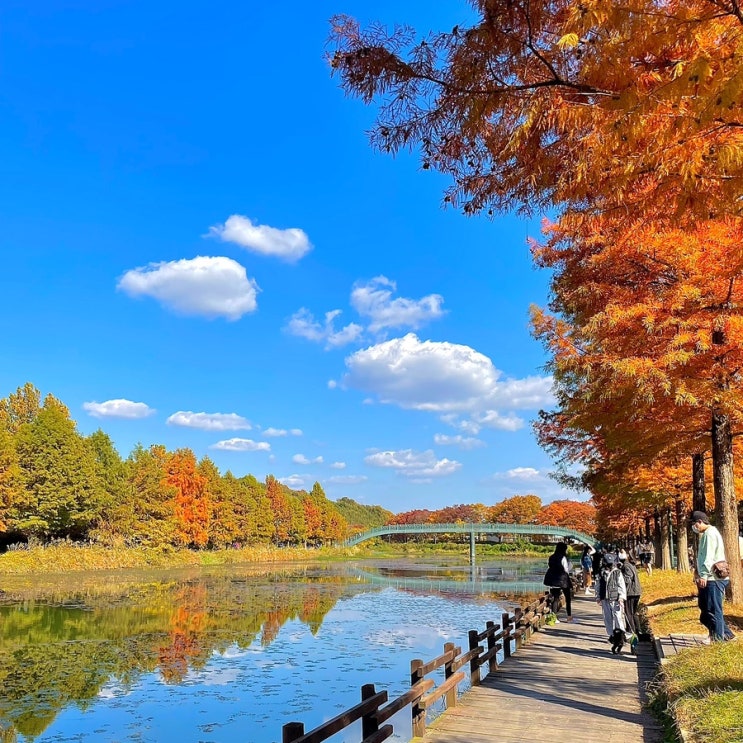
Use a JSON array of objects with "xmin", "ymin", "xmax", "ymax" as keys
[
  {"xmin": 618, "ymin": 549, "xmax": 642, "ymax": 643},
  {"xmin": 544, "ymin": 542, "xmax": 574, "ymax": 623}
]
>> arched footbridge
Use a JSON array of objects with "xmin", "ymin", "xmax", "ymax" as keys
[{"xmin": 343, "ymin": 522, "xmax": 596, "ymax": 565}]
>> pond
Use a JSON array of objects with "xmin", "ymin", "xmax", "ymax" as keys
[{"xmin": 0, "ymin": 557, "xmax": 547, "ymax": 743}]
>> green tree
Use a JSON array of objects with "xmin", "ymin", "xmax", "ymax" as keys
[
  {"xmin": 86, "ymin": 430, "xmax": 127, "ymax": 541},
  {"xmin": 12, "ymin": 395, "xmax": 105, "ymax": 539},
  {"xmin": 0, "ymin": 383, "xmax": 41, "ymax": 434}
]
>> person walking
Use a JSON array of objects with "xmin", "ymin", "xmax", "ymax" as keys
[
  {"xmin": 638, "ymin": 539, "xmax": 654, "ymax": 575},
  {"xmin": 691, "ymin": 511, "xmax": 735, "ymax": 642},
  {"xmin": 596, "ymin": 552, "xmax": 634, "ymax": 653},
  {"xmin": 618, "ymin": 549, "xmax": 642, "ymax": 643},
  {"xmin": 543, "ymin": 542, "xmax": 574, "ymax": 623},
  {"xmin": 580, "ymin": 544, "xmax": 596, "ymax": 594}
]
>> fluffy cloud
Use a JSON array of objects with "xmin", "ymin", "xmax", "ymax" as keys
[
  {"xmin": 262, "ymin": 427, "xmax": 303, "ymax": 437},
  {"xmin": 292, "ymin": 454, "xmax": 323, "ymax": 465},
  {"xmin": 496, "ymin": 467, "xmax": 542, "ymax": 480},
  {"xmin": 210, "ymin": 438, "xmax": 270, "ymax": 452},
  {"xmin": 433, "ymin": 434, "xmax": 485, "ymax": 450},
  {"xmin": 344, "ymin": 334, "xmax": 554, "ymax": 432},
  {"xmin": 286, "ymin": 308, "xmax": 362, "ymax": 349},
  {"xmin": 350, "ymin": 276, "xmax": 445, "ymax": 332},
  {"xmin": 83, "ymin": 399, "xmax": 155, "ymax": 419},
  {"xmin": 167, "ymin": 411, "xmax": 251, "ymax": 431},
  {"xmin": 330, "ymin": 461, "xmax": 346, "ymax": 469},
  {"xmin": 326, "ymin": 475, "xmax": 367, "ymax": 485},
  {"xmin": 118, "ymin": 256, "xmax": 259, "ymax": 320},
  {"xmin": 278, "ymin": 474, "xmax": 309, "ymax": 488},
  {"xmin": 364, "ymin": 449, "xmax": 461, "ymax": 478},
  {"xmin": 208, "ymin": 215, "xmax": 311, "ymax": 262}
]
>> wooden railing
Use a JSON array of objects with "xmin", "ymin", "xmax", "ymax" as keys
[{"xmin": 281, "ymin": 591, "xmax": 551, "ymax": 743}]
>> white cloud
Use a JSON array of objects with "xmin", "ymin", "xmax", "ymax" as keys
[
  {"xmin": 330, "ymin": 461, "xmax": 346, "ymax": 469},
  {"xmin": 344, "ymin": 334, "xmax": 554, "ymax": 432},
  {"xmin": 327, "ymin": 379, "xmax": 338, "ymax": 389},
  {"xmin": 326, "ymin": 475, "xmax": 367, "ymax": 485},
  {"xmin": 83, "ymin": 399, "xmax": 155, "ymax": 419},
  {"xmin": 292, "ymin": 454, "xmax": 323, "ymax": 465},
  {"xmin": 208, "ymin": 215, "xmax": 311, "ymax": 262},
  {"xmin": 433, "ymin": 434, "xmax": 485, "ymax": 450},
  {"xmin": 350, "ymin": 276, "xmax": 445, "ymax": 332},
  {"xmin": 279, "ymin": 474, "xmax": 309, "ymax": 488},
  {"xmin": 364, "ymin": 449, "xmax": 461, "ymax": 478},
  {"xmin": 499, "ymin": 467, "xmax": 542, "ymax": 480},
  {"xmin": 210, "ymin": 438, "xmax": 270, "ymax": 452},
  {"xmin": 167, "ymin": 411, "xmax": 251, "ymax": 431},
  {"xmin": 263, "ymin": 427, "xmax": 304, "ymax": 437},
  {"xmin": 286, "ymin": 308, "xmax": 363, "ymax": 349},
  {"xmin": 117, "ymin": 256, "xmax": 259, "ymax": 320}
]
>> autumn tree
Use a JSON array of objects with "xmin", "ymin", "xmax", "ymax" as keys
[
  {"xmin": 0, "ymin": 383, "xmax": 41, "ymax": 434},
  {"xmin": 536, "ymin": 499, "xmax": 596, "ymax": 536},
  {"xmin": 266, "ymin": 475, "xmax": 293, "ymax": 546},
  {"xmin": 164, "ymin": 449, "xmax": 211, "ymax": 548},
  {"xmin": 488, "ymin": 494, "xmax": 542, "ymax": 524},
  {"xmin": 330, "ymin": 2, "xmax": 743, "ymax": 221},
  {"xmin": 0, "ymin": 427, "xmax": 20, "ymax": 533},
  {"xmin": 533, "ymin": 215, "xmax": 743, "ymax": 598}
]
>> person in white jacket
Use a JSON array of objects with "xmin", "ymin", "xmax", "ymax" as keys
[{"xmin": 596, "ymin": 553, "xmax": 636, "ymax": 653}]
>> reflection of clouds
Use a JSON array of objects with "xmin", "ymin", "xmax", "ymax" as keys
[
  {"xmin": 214, "ymin": 644, "xmax": 263, "ymax": 659},
  {"xmin": 186, "ymin": 668, "xmax": 240, "ymax": 686},
  {"xmin": 97, "ymin": 681, "xmax": 130, "ymax": 699},
  {"xmin": 364, "ymin": 625, "xmax": 450, "ymax": 650}
]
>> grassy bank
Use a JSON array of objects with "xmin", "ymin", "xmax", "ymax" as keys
[
  {"xmin": 641, "ymin": 570, "xmax": 743, "ymax": 743},
  {"xmin": 0, "ymin": 542, "xmax": 358, "ymax": 575},
  {"xmin": 0, "ymin": 539, "xmax": 555, "ymax": 576}
]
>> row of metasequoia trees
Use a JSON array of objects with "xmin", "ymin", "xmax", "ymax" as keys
[
  {"xmin": 0, "ymin": 383, "xmax": 388, "ymax": 548},
  {"xmin": 331, "ymin": 0, "xmax": 743, "ymax": 600}
]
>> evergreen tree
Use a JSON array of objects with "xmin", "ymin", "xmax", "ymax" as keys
[{"xmin": 12, "ymin": 395, "xmax": 105, "ymax": 539}]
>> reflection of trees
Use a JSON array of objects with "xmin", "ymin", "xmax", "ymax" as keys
[{"xmin": 0, "ymin": 567, "xmax": 350, "ymax": 740}]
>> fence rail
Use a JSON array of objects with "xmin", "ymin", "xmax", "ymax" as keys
[{"xmin": 281, "ymin": 591, "xmax": 551, "ymax": 743}]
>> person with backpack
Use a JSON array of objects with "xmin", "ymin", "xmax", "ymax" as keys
[
  {"xmin": 618, "ymin": 549, "xmax": 642, "ymax": 642},
  {"xmin": 596, "ymin": 553, "xmax": 636, "ymax": 654},
  {"xmin": 543, "ymin": 542, "xmax": 574, "ymax": 623}
]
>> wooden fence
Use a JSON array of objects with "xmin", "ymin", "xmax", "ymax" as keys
[{"xmin": 281, "ymin": 591, "xmax": 551, "ymax": 743}]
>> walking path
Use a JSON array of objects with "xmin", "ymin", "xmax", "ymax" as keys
[{"xmin": 419, "ymin": 594, "xmax": 663, "ymax": 743}]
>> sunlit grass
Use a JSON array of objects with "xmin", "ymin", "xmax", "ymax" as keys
[
  {"xmin": 0, "ymin": 542, "xmax": 357, "ymax": 575},
  {"xmin": 642, "ymin": 570, "xmax": 743, "ymax": 743}
]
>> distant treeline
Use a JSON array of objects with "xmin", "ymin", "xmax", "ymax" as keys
[{"xmin": 0, "ymin": 384, "xmax": 392, "ymax": 549}]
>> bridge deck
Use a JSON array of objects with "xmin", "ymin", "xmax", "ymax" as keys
[{"xmin": 417, "ymin": 595, "xmax": 663, "ymax": 743}]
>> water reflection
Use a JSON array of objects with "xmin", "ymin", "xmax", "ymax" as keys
[{"xmin": 0, "ymin": 559, "xmax": 545, "ymax": 742}]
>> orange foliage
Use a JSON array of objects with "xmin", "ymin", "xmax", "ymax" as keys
[
  {"xmin": 536, "ymin": 500, "xmax": 596, "ymax": 535},
  {"xmin": 163, "ymin": 449, "xmax": 211, "ymax": 548}
]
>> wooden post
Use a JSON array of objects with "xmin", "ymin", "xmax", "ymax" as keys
[
  {"xmin": 502, "ymin": 612, "xmax": 511, "ymax": 659},
  {"xmin": 282, "ymin": 722, "xmax": 305, "ymax": 743},
  {"xmin": 485, "ymin": 621, "xmax": 498, "ymax": 675},
  {"xmin": 361, "ymin": 683, "xmax": 379, "ymax": 739},
  {"xmin": 411, "ymin": 658, "xmax": 425, "ymax": 738},
  {"xmin": 469, "ymin": 529, "xmax": 476, "ymax": 566},
  {"xmin": 468, "ymin": 629, "xmax": 481, "ymax": 687},
  {"xmin": 513, "ymin": 608, "xmax": 523, "ymax": 650},
  {"xmin": 443, "ymin": 642, "xmax": 458, "ymax": 708}
]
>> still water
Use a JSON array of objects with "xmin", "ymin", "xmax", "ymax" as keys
[{"xmin": 0, "ymin": 558, "xmax": 546, "ymax": 743}]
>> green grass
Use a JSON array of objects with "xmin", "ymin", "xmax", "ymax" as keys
[{"xmin": 641, "ymin": 570, "xmax": 743, "ymax": 743}]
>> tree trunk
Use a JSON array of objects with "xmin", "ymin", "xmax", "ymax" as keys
[
  {"xmin": 659, "ymin": 508, "xmax": 672, "ymax": 570},
  {"xmin": 653, "ymin": 511, "xmax": 661, "ymax": 568},
  {"xmin": 675, "ymin": 496, "xmax": 690, "ymax": 573},
  {"xmin": 711, "ymin": 410, "xmax": 743, "ymax": 604},
  {"xmin": 692, "ymin": 452, "xmax": 706, "ymax": 514}
]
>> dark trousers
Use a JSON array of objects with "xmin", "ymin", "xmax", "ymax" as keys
[
  {"xmin": 624, "ymin": 595, "xmax": 640, "ymax": 634},
  {"xmin": 550, "ymin": 586, "xmax": 572, "ymax": 617},
  {"xmin": 698, "ymin": 580, "xmax": 734, "ymax": 641}
]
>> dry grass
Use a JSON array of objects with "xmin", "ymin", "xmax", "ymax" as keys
[{"xmin": 642, "ymin": 570, "xmax": 743, "ymax": 743}]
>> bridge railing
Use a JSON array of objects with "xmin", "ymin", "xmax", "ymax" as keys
[
  {"xmin": 281, "ymin": 591, "xmax": 551, "ymax": 743},
  {"xmin": 343, "ymin": 522, "xmax": 596, "ymax": 547}
]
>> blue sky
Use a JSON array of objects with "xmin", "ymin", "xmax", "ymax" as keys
[{"xmin": 0, "ymin": 0, "xmax": 577, "ymax": 512}]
